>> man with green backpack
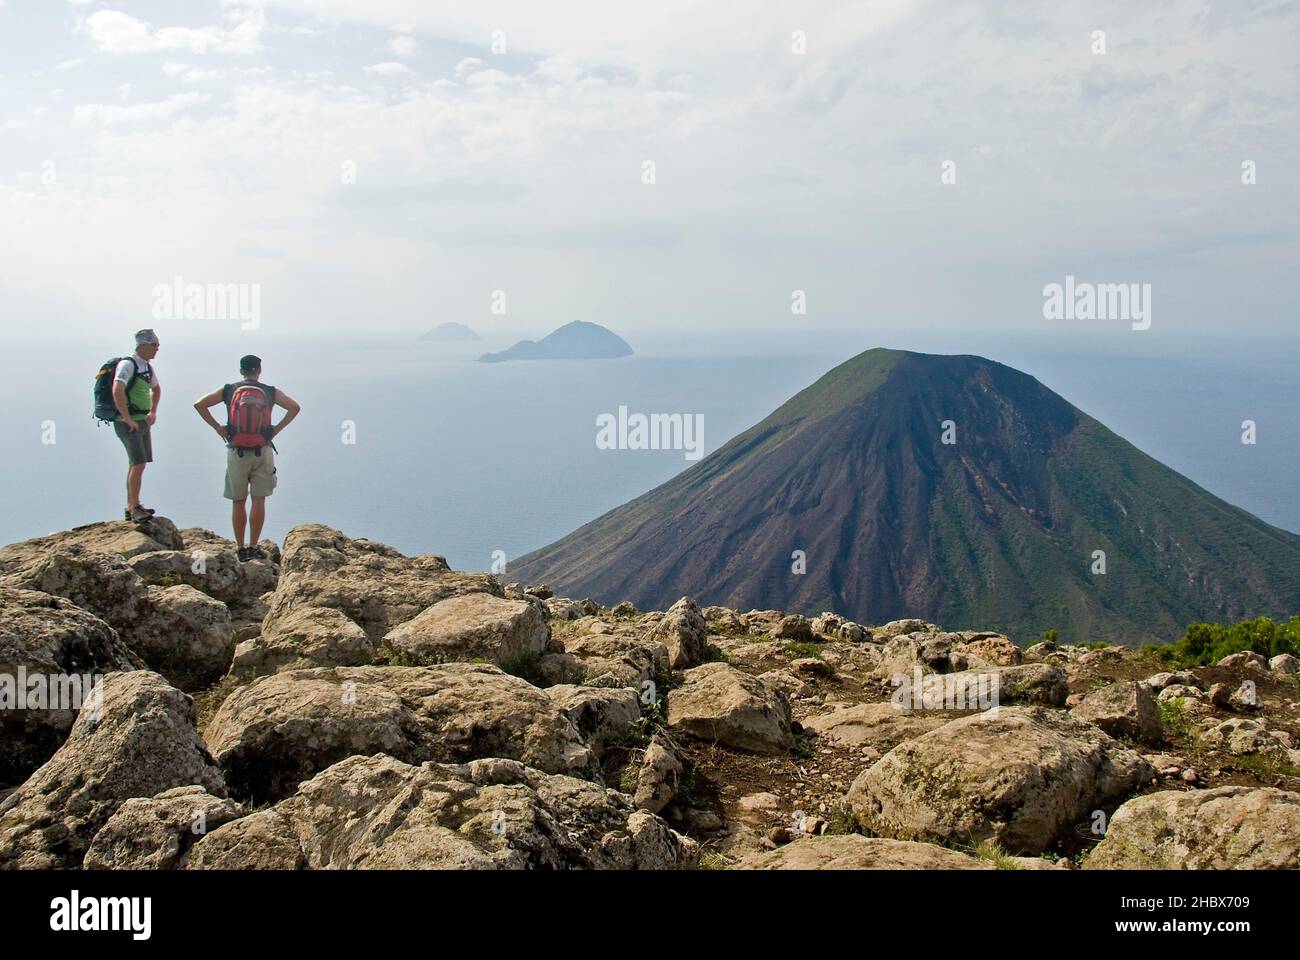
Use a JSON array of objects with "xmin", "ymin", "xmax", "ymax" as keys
[{"xmin": 93, "ymin": 329, "xmax": 162, "ymax": 522}]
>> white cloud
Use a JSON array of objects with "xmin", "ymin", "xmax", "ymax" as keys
[
  {"xmin": 3, "ymin": 0, "xmax": 1298, "ymax": 341},
  {"xmin": 364, "ymin": 61, "xmax": 413, "ymax": 76},
  {"xmin": 73, "ymin": 92, "xmax": 209, "ymax": 125},
  {"xmin": 453, "ymin": 57, "xmax": 482, "ymax": 79},
  {"xmin": 388, "ymin": 35, "xmax": 416, "ymax": 59},
  {"xmin": 55, "ymin": 58, "xmax": 87, "ymax": 71},
  {"xmin": 160, "ymin": 61, "xmax": 273, "ymax": 83},
  {"xmin": 80, "ymin": 7, "xmax": 265, "ymax": 55}
]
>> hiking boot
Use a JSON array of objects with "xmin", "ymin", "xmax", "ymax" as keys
[
  {"xmin": 236, "ymin": 547, "xmax": 252, "ymax": 562},
  {"xmin": 128, "ymin": 506, "xmax": 153, "ymax": 522},
  {"xmin": 249, "ymin": 545, "xmax": 268, "ymax": 561}
]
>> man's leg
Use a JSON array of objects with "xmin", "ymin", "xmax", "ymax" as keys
[
  {"xmin": 249, "ymin": 496, "xmax": 267, "ymax": 546},
  {"xmin": 127, "ymin": 463, "xmax": 145, "ymax": 510},
  {"xmin": 231, "ymin": 497, "xmax": 248, "ymax": 548}
]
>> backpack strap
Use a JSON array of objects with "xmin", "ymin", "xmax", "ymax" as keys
[
  {"xmin": 123, "ymin": 358, "xmax": 145, "ymax": 416},
  {"xmin": 261, "ymin": 384, "xmax": 278, "ymax": 449}
]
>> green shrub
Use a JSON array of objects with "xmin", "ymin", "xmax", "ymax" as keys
[
  {"xmin": 1233, "ymin": 752, "xmax": 1300, "ymax": 780},
  {"xmin": 825, "ymin": 802, "xmax": 861, "ymax": 836},
  {"xmin": 498, "ymin": 649, "xmax": 545, "ymax": 685},
  {"xmin": 783, "ymin": 641, "xmax": 822, "ymax": 659},
  {"xmin": 1160, "ymin": 616, "xmax": 1300, "ymax": 667},
  {"xmin": 1157, "ymin": 697, "xmax": 1191, "ymax": 740},
  {"xmin": 971, "ymin": 840, "xmax": 1021, "ymax": 869}
]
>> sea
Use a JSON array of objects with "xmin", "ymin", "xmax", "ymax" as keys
[{"xmin": 4, "ymin": 328, "xmax": 1297, "ymax": 576}]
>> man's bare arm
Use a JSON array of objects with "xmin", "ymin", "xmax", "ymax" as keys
[
  {"xmin": 272, "ymin": 390, "xmax": 301, "ymax": 438},
  {"xmin": 193, "ymin": 387, "xmax": 228, "ymax": 440},
  {"xmin": 147, "ymin": 382, "xmax": 161, "ymax": 425}
]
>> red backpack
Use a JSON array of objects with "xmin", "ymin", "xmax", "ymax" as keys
[{"xmin": 224, "ymin": 382, "xmax": 275, "ymax": 450}]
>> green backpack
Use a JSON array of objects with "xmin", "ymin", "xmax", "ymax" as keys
[{"xmin": 93, "ymin": 357, "xmax": 138, "ymax": 422}]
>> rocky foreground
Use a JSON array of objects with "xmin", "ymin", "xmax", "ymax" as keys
[{"xmin": 1, "ymin": 518, "xmax": 1298, "ymax": 870}]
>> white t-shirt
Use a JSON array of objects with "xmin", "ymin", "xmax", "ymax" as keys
[{"xmin": 114, "ymin": 354, "xmax": 157, "ymax": 385}]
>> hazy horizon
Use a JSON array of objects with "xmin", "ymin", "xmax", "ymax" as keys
[{"xmin": 4, "ymin": 335, "xmax": 1298, "ymax": 572}]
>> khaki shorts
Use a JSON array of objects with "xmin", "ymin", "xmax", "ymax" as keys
[
  {"xmin": 224, "ymin": 446, "xmax": 277, "ymax": 500},
  {"xmin": 114, "ymin": 419, "xmax": 152, "ymax": 465}
]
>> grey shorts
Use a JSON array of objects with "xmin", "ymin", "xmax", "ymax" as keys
[
  {"xmin": 114, "ymin": 419, "xmax": 152, "ymax": 465},
  {"xmin": 224, "ymin": 446, "xmax": 277, "ymax": 500}
]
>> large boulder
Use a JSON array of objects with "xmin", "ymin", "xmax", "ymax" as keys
[
  {"xmin": 544, "ymin": 684, "xmax": 642, "ymax": 757},
  {"xmin": 1216, "ymin": 651, "xmax": 1268, "ymax": 672},
  {"xmin": 0, "ymin": 546, "xmax": 149, "ymax": 630},
  {"xmin": 736, "ymin": 835, "xmax": 996, "ymax": 870},
  {"xmin": 1070, "ymin": 681, "xmax": 1163, "ymax": 743},
  {"xmin": 228, "ymin": 605, "xmax": 375, "ymax": 679},
  {"xmin": 1085, "ymin": 787, "xmax": 1300, "ymax": 870},
  {"xmin": 181, "ymin": 527, "xmax": 279, "ymax": 564},
  {"xmin": 1198, "ymin": 717, "xmax": 1288, "ymax": 756},
  {"xmin": 951, "ymin": 632, "xmax": 1022, "ymax": 667},
  {"xmin": 129, "ymin": 542, "xmax": 276, "ymax": 612},
  {"xmin": 1270, "ymin": 653, "xmax": 1299, "ymax": 675},
  {"xmin": 804, "ymin": 702, "xmax": 949, "ymax": 751},
  {"xmin": 885, "ymin": 663, "xmax": 1065, "ymax": 710},
  {"xmin": 0, "ymin": 588, "xmax": 143, "ymax": 786},
  {"xmin": 0, "ymin": 671, "xmax": 226, "ymax": 869},
  {"xmin": 646, "ymin": 597, "xmax": 708, "ymax": 669},
  {"xmin": 633, "ymin": 736, "xmax": 683, "ymax": 814},
  {"xmin": 847, "ymin": 706, "xmax": 1153, "ymax": 854},
  {"xmin": 205, "ymin": 664, "xmax": 597, "ymax": 803},
  {"xmin": 769, "ymin": 614, "xmax": 815, "ymax": 643},
  {"xmin": 873, "ymin": 633, "xmax": 955, "ymax": 679},
  {"xmin": 875, "ymin": 619, "xmax": 934, "ymax": 639},
  {"xmin": 0, "ymin": 547, "xmax": 234, "ymax": 690},
  {"xmin": 384, "ymin": 593, "xmax": 549, "ymax": 666},
  {"xmin": 131, "ymin": 585, "xmax": 234, "ymax": 690},
  {"xmin": 184, "ymin": 754, "xmax": 698, "ymax": 870},
  {"xmin": 0, "ymin": 517, "xmax": 183, "ymax": 565},
  {"xmin": 83, "ymin": 786, "xmax": 245, "ymax": 869},
  {"xmin": 666, "ymin": 662, "xmax": 794, "ymax": 755},
  {"xmin": 557, "ymin": 626, "xmax": 669, "ymax": 689},
  {"xmin": 811, "ymin": 613, "xmax": 872, "ymax": 643},
  {"xmin": 261, "ymin": 524, "xmax": 501, "ymax": 643}
]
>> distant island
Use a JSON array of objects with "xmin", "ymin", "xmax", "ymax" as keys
[
  {"xmin": 478, "ymin": 321, "xmax": 633, "ymax": 363},
  {"xmin": 420, "ymin": 323, "xmax": 482, "ymax": 342}
]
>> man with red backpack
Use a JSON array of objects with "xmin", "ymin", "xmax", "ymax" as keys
[{"xmin": 193, "ymin": 355, "xmax": 301, "ymax": 561}]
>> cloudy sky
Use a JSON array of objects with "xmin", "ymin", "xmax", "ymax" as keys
[{"xmin": 1, "ymin": 0, "xmax": 1297, "ymax": 347}]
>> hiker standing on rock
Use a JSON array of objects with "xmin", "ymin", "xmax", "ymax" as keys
[
  {"xmin": 103, "ymin": 329, "xmax": 162, "ymax": 522},
  {"xmin": 193, "ymin": 354, "xmax": 300, "ymax": 562}
]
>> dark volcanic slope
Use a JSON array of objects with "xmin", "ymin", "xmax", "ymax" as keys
[{"xmin": 512, "ymin": 348, "xmax": 1300, "ymax": 645}]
